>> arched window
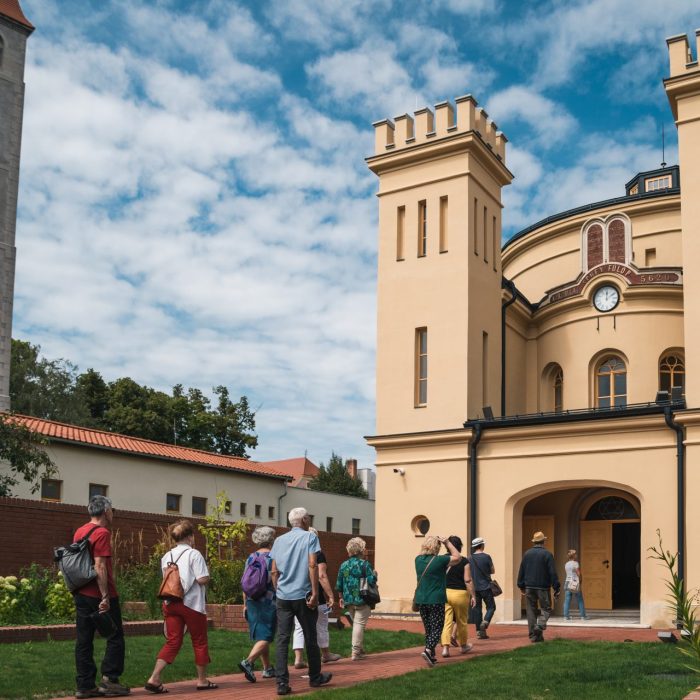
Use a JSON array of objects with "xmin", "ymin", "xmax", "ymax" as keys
[
  {"xmin": 659, "ymin": 354, "xmax": 685, "ymax": 397},
  {"xmin": 607, "ymin": 218, "xmax": 626, "ymax": 263},
  {"xmin": 586, "ymin": 223, "xmax": 604, "ymax": 269},
  {"xmin": 596, "ymin": 356, "xmax": 627, "ymax": 408},
  {"xmin": 554, "ymin": 367, "xmax": 563, "ymax": 413}
]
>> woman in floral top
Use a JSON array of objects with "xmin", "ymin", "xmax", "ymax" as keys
[{"xmin": 336, "ymin": 537, "xmax": 377, "ymax": 661}]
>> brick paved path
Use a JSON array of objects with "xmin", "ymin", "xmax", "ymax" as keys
[{"xmin": 49, "ymin": 619, "xmax": 682, "ymax": 700}]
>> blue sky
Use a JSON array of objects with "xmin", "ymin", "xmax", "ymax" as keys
[{"xmin": 13, "ymin": 0, "xmax": 697, "ymax": 468}]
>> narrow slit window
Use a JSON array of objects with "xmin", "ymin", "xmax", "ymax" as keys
[
  {"xmin": 418, "ymin": 201, "xmax": 427, "ymax": 257},
  {"xmin": 554, "ymin": 368, "xmax": 563, "ymax": 413},
  {"xmin": 473, "ymin": 198, "xmax": 479, "ymax": 255},
  {"xmin": 439, "ymin": 196, "xmax": 448, "ymax": 253},
  {"xmin": 483, "ymin": 206, "xmax": 488, "ymax": 262},
  {"xmin": 492, "ymin": 216, "xmax": 497, "ymax": 271},
  {"xmin": 482, "ymin": 331, "xmax": 489, "ymax": 406},
  {"xmin": 415, "ymin": 327, "xmax": 428, "ymax": 406},
  {"xmin": 396, "ymin": 205, "xmax": 405, "ymax": 261}
]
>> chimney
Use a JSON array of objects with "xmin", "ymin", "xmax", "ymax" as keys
[{"xmin": 345, "ymin": 459, "xmax": 358, "ymax": 479}]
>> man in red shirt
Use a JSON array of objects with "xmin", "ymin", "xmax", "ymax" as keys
[{"xmin": 73, "ymin": 496, "xmax": 129, "ymax": 698}]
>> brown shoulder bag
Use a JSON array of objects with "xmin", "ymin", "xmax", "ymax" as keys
[{"xmin": 157, "ymin": 549, "xmax": 187, "ymax": 601}]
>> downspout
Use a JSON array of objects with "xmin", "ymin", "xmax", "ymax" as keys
[
  {"xmin": 469, "ymin": 422, "xmax": 483, "ymax": 545},
  {"xmin": 277, "ymin": 479, "xmax": 288, "ymax": 527},
  {"xmin": 501, "ymin": 279, "xmax": 518, "ymax": 417},
  {"xmin": 663, "ymin": 406, "xmax": 685, "ymax": 601}
]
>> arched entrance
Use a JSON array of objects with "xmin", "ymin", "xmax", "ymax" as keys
[{"xmin": 580, "ymin": 492, "xmax": 640, "ymax": 610}]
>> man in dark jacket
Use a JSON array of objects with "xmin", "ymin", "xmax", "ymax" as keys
[{"xmin": 517, "ymin": 531, "xmax": 560, "ymax": 643}]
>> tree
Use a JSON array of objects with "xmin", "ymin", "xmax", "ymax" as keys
[
  {"xmin": 308, "ymin": 453, "xmax": 368, "ymax": 498},
  {"xmin": 75, "ymin": 368, "xmax": 109, "ymax": 423},
  {"xmin": 0, "ymin": 413, "xmax": 57, "ymax": 496}
]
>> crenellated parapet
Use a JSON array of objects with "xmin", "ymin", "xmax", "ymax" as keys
[
  {"xmin": 665, "ymin": 30, "xmax": 700, "ymax": 121},
  {"xmin": 372, "ymin": 94, "xmax": 508, "ymax": 163},
  {"xmin": 667, "ymin": 31, "xmax": 699, "ymax": 77}
]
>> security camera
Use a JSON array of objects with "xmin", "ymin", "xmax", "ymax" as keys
[{"xmin": 393, "ymin": 468, "xmax": 405, "ymax": 475}]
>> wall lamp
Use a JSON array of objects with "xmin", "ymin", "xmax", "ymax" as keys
[{"xmin": 393, "ymin": 468, "xmax": 405, "ymax": 476}]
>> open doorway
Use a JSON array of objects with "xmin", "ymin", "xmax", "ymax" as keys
[{"xmin": 612, "ymin": 521, "xmax": 640, "ymax": 608}]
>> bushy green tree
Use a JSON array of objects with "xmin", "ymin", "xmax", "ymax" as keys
[{"xmin": 308, "ymin": 452, "xmax": 368, "ymax": 498}]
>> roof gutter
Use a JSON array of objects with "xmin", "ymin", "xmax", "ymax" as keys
[
  {"xmin": 277, "ymin": 479, "xmax": 288, "ymax": 527},
  {"xmin": 501, "ymin": 278, "xmax": 518, "ymax": 417},
  {"xmin": 468, "ymin": 422, "xmax": 482, "ymax": 546}
]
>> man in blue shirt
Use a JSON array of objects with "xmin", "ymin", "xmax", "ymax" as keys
[{"xmin": 270, "ymin": 507, "xmax": 332, "ymax": 695}]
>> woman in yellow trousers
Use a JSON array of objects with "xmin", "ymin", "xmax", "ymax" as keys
[{"xmin": 440, "ymin": 536, "xmax": 476, "ymax": 657}]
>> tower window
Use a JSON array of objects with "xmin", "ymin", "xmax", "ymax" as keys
[
  {"xmin": 608, "ymin": 219, "xmax": 626, "ymax": 263},
  {"xmin": 439, "ymin": 196, "xmax": 448, "ymax": 253},
  {"xmin": 492, "ymin": 215, "xmax": 497, "ymax": 271},
  {"xmin": 397, "ymin": 205, "xmax": 405, "ymax": 261},
  {"xmin": 415, "ymin": 328, "xmax": 428, "ymax": 406},
  {"xmin": 417, "ymin": 200, "xmax": 427, "ymax": 257},
  {"xmin": 473, "ymin": 198, "xmax": 479, "ymax": 255},
  {"xmin": 659, "ymin": 354, "xmax": 684, "ymax": 397},
  {"xmin": 586, "ymin": 224, "xmax": 604, "ymax": 269},
  {"xmin": 596, "ymin": 356, "xmax": 627, "ymax": 408},
  {"xmin": 554, "ymin": 368, "xmax": 563, "ymax": 413},
  {"xmin": 483, "ymin": 206, "xmax": 488, "ymax": 263}
]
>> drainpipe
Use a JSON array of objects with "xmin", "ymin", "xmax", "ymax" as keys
[
  {"xmin": 469, "ymin": 422, "xmax": 483, "ymax": 545},
  {"xmin": 277, "ymin": 480, "xmax": 288, "ymax": 528},
  {"xmin": 501, "ymin": 279, "xmax": 518, "ymax": 417},
  {"xmin": 663, "ymin": 406, "xmax": 685, "ymax": 601}
]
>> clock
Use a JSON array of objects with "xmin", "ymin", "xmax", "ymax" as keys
[{"xmin": 593, "ymin": 285, "xmax": 620, "ymax": 312}]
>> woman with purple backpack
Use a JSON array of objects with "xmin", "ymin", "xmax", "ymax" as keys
[{"xmin": 238, "ymin": 526, "xmax": 277, "ymax": 683}]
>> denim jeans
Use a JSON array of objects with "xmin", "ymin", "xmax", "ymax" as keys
[
  {"xmin": 275, "ymin": 598, "xmax": 321, "ymax": 685},
  {"xmin": 563, "ymin": 589, "xmax": 587, "ymax": 618},
  {"xmin": 473, "ymin": 587, "xmax": 496, "ymax": 628},
  {"xmin": 74, "ymin": 594, "xmax": 125, "ymax": 691}
]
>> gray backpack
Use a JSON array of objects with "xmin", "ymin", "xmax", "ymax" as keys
[{"xmin": 54, "ymin": 526, "xmax": 100, "ymax": 592}]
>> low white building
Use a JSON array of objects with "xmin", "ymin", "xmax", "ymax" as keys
[{"xmin": 3, "ymin": 415, "xmax": 375, "ymax": 535}]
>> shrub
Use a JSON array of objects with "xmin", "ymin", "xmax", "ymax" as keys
[
  {"xmin": 45, "ymin": 574, "xmax": 75, "ymax": 620},
  {"xmin": 207, "ymin": 559, "xmax": 245, "ymax": 604},
  {"xmin": 0, "ymin": 575, "xmax": 35, "ymax": 624}
]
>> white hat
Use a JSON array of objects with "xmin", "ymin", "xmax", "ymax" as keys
[{"xmin": 471, "ymin": 537, "xmax": 485, "ymax": 548}]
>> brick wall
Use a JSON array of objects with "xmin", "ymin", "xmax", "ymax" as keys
[{"xmin": 0, "ymin": 497, "xmax": 374, "ymax": 584}]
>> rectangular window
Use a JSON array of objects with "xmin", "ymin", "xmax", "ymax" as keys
[
  {"xmin": 309, "ymin": 514, "xmax": 315, "ymax": 526},
  {"xmin": 255, "ymin": 504, "xmax": 261, "ymax": 517},
  {"xmin": 417, "ymin": 200, "xmax": 427, "ymax": 257},
  {"xmin": 645, "ymin": 248, "xmax": 656, "ymax": 266},
  {"xmin": 415, "ymin": 327, "xmax": 428, "ymax": 406},
  {"xmin": 352, "ymin": 518, "xmax": 361, "ymax": 536},
  {"xmin": 473, "ymin": 198, "xmax": 479, "ymax": 255},
  {"xmin": 483, "ymin": 205, "xmax": 488, "ymax": 262},
  {"xmin": 166, "ymin": 493, "xmax": 181, "ymax": 513},
  {"xmin": 482, "ymin": 331, "xmax": 489, "ymax": 407},
  {"xmin": 492, "ymin": 216, "xmax": 498, "ymax": 271},
  {"xmin": 645, "ymin": 175, "xmax": 671, "ymax": 192},
  {"xmin": 240, "ymin": 502, "xmax": 247, "ymax": 517},
  {"xmin": 326, "ymin": 516, "xmax": 333, "ymax": 532},
  {"xmin": 439, "ymin": 196, "xmax": 448, "ymax": 253},
  {"xmin": 89, "ymin": 483, "xmax": 108, "ymax": 499},
  {"xmin": 41, "ymin": 479, "xmax": 62, "ymax": 501},
  {"xmin": 396, "ymin": 205, "xmax": 405, "ymax": 261},
  {"xmin": 629, "ymin": 183, "xmax": 639, "ymax": 195},
  {"xmin": 224, "ymin": 500, "xmax": 232, "ymax": 515},
  {"xmin": 268, "ymin": 506, "xmax": 275, "ymax": 519},
  {"xmin": 192, "ymin": 496, "xmax": 207, "ymax": 516}
]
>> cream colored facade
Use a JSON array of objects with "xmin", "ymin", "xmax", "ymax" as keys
[{"xmin": 367, "ymin": 32, "xmax": 700, "ymax": 627}]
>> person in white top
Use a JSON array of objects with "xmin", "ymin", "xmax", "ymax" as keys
[
  {"xmin": 563, "ymin": 549, "xmax": 588, "ymax": 621},
  {"xmin": 145, "ymin": 520, "xmax": 214, "ymax": 693}
]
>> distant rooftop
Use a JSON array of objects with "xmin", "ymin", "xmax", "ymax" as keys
[
  {"xmin": 0, "ymin": 0, "xmax": 34, "ymax": 30},
  {"xmin": 504, "ymin": 165, "xmax": 680, "ymax": 250}
]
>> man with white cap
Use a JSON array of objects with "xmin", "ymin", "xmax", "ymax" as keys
[
  {"xmin": 470, "ymin": 537, "xmax": 496, "ymax": 639},
  {"xmin": 517, "ymin": 531, "xmax": 560, "ymax": 643}
]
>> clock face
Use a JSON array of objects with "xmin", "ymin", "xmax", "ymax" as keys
[{"xmin": 593, "ymin": 285, "xmax": 620, "ymax": 312}]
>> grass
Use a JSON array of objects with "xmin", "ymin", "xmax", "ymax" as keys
[
  {"xmin": 323, "ymin": 638, "xmax": 699, "ymax": 700},
  {"xmin": 0, "ymin": 627, "xmax": 423, "ymax": 699}
]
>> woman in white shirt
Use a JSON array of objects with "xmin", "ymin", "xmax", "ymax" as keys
[
  {"xmin": 563, "ymin": 549, "xmax": 588, "ymax": 621},
  {"xmin": 145, "ymin": 520, "xmax": 215, "ymax": 693}
]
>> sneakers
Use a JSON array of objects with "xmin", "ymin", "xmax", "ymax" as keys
[
  {"xmin": 351, "ymin": 653, "xmax": 367, "ymax": 661},
  {"xmin": 76, "ymin": 689, "xmax": 102, "ymax": 699},
  {"xmin": 293, "ymin": 661, "xmax": 308, "ymax": 669},
  {"xmin": 309, "ymin": 672, "xmax": 333, "ymax": 688},
  {"xmin": 531, "ymin": 625, "xmax": 544, "ymax": 643},
  {"xmin": 262, "ymin": 666, "xmax": 276, "ymax": 679},
  {"xmin": 477, "ymin": 630, "xmax": 489, "ymax": 639},
  {"xmin": 238, "ymin": 659, "xmax": 256, "ymax": 683},
  {"xmin": 98, "ymin": 679, "xmax": 130, "ymax": 697},
  {"xmin": 421, "ymin": 650, "xmax": 437, "ymax": 667},
  {"xmin": 322, "ymin": 652, "xmax": 342, "ymax": 663},
  {"xmin": 441, "ymin": 647, "xmax": 450, "ymax": 658},
  {"xmin": 277, "ymin": 682, "xmax": 291, "ymax": 696},
  {"xmin": 460, "ymin": 643, "xmax": 473, "ymax": 654}
]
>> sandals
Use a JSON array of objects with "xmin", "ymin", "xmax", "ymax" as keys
[
  {"xmin": 196, "ymin": 681, "xmax": 218, "ymax": 691},
  {"xmin": 144, "ymin": 683, "xmax": 168, "ymax": 694}
]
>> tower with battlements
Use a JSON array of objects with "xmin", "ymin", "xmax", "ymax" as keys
[{"xmin": 0, "ymin": 0, "xmax": 33, "ymax": 411}]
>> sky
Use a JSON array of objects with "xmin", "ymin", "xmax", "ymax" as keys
[{"xmin": 11, "ymin": 0, "xmax": 698, "ymax": 469}]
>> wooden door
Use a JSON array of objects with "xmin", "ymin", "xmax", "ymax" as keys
[
  {"xmin": 522, "ymin": 515, "xmax": 554, "ymax": 555},
  {"xmin": 580, "ymin": 521, "xmax": 612, "ymax": 609}
]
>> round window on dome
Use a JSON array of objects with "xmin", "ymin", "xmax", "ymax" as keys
[{"xmin": 411, "ymin": 515, "xmax": 430, "ymax": 537}]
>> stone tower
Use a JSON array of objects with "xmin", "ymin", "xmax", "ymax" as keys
[
  {"xmin": 0, "ymin": 0, "xmax": 33, "ymax": 411},
  {"xmin": 367, "ymin": 97, "xmax": 513, "ymax": 437}
]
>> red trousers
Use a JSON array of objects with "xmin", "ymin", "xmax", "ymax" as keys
[{"xmin": 158, "ymin": 601, "xmax": 210, "ymax": 666}]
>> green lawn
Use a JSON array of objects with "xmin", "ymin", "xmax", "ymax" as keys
[
  {"xmin": 0, "ymin": 628, "xmax": 423, "ymax": 699},
  {"xmin": 324, "ymin": 638, "xmax": 699, "ymax": 700}
]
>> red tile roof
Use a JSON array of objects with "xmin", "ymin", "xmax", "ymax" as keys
[
  {"xmin": 0, "ymin": 0, "xmax": 34, "ymax": 31},
  {"xmin": 10, "ymin": 415, "xmax": 292, "ymax": 481},
  {"xmin": 260, "ymin": 457, "xmax": 319, "ymax": 487}
]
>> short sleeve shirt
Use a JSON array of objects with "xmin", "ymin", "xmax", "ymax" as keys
[
  {"xmin": 414, "ymin": 554, "xmax": 451, "ymax": 605},
  {"xmin": 470, "ymin": 552, "xmax": 494, "ymax": 592},
  {"xmin": 73, "ymin": 523, "xmax": 117, "ymax": 599},
  {"xmin": 336, "ymin": 556, "xmax": 377, "ymax": 606},
  {"xmin": 565, "ymin": 560, "xmax": 580, "ymax": 586},
  {"xmin": 161, "ymin": 544, "xmax": 209, "ymax": 614},
  {"xmin": 269, "ymin": 527, "xmax": 320, "ymax": 601}
]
